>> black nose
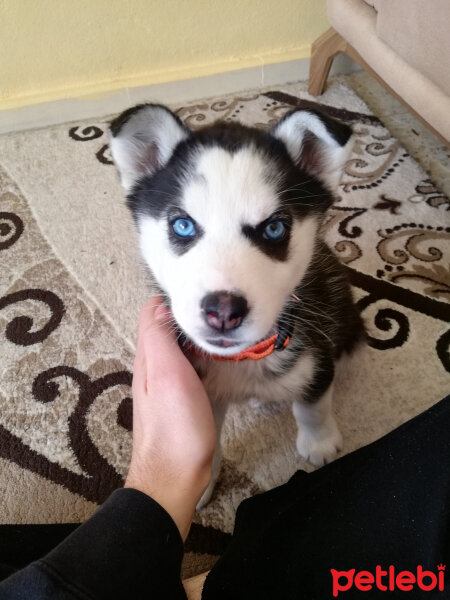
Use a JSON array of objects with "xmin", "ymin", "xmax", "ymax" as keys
[{"xmin": 201, "ymin": 292, "xmax": 248, "ymax": 332}]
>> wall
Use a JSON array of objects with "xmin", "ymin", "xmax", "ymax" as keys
[{"xmin": 0, "ymin": 0, "xmax": 329, "ymax": 111}]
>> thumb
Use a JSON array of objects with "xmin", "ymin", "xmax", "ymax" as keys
[
  {"xmin": 154, "ymin": 302, "xmax": 171, "ymax": 322},
  {"xmin": 138, "ymin": 297, "xmax": 187, "ymax": 371}
]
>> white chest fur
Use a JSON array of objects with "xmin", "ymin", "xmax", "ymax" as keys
[{"xmin": 195, "ymin": 350, "xmax": 315, "ymax": 406}]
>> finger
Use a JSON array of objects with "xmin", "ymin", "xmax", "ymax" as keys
[
  {"xmin": 135, "ymin": 296, "xmax": 187, "ymax": 378},
  {"xmin": 138, "ymin": 295, "xmax": 165, "ymax": 331},
  {"xmin": 132, "ymin": 338, "xmax": 147, "ymax": 394},
  {"xmin": 137, "ymin": 295, "xmax": 170, "ymax": 348},
  {"xmin": 134, "ymin": 296, "xmax": 165, "ymax": 394},
  {"xmin": 139, "ymin": 302, "xmax": 189, "ymax": 378}
]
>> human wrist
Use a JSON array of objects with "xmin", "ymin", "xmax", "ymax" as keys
[{"xmin": 124, "ymin": 468, "xmax": 211, "ymax": 540}]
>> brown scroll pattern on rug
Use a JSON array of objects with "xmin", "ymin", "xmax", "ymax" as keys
[
  {"xmin": 342, "ymin": 137, "xmax": 404, "ymax": 192},
  {"xmin": 176, "ymin": 96, "xmax": 261, "ymax": 129},
  {"xmin": 357, "ymin": 299, "xmax": 410, "ymax": 351},
  {"xmin": 34, "ymin": 366, "xmax": 131, "ymax": 496},
  {"xmin": 175, "ymin": 103, "xmax": 210, "ymax": 128},
  {"xmin": 0, "ymin": 366, "xmax": 131, "ymax": 504},
  {"xmin": 0, "ymin": 289, "xmax": 65, "ymax": 346},
  {"xmin": 347, "ymin": 267, "xmax": 450, "ymax": 372},
  {"xmin": 373, "ymin": 195, "xmax": 402, "ymax": 215},
  {"xmin": 436, "ymin": 330, "xmax": 450, "ymax": 372},
  {"xmin": 117, "ymin": 396, "xmax": 133, "ymax": 431},
  {"xmin": 0, "ymin": 212, "xmax": 24, "ymax": 250},
  {"xmin": 255, "ymin": 98, "xmax": 293, "ymax": 130},
  {"xmin": 96, "ymin": 144, "xmax": 113, "ymax": 165},
  {"xmin": 322, "ymin": 206, "xmax": 366, "ymax": 264},
  {"xmin": 69, "ymin": 126, "xmax": 104, "ymax": 141},
  {"xmin": 376, "ymin": 225, "xmax": 450, "ymax": 301},
  {"xmin": 334, "ymin": 240, "xmax": 362, "ymax": 264},
  {"xmin": 415, "ymin": 179, "xmax": 449, "ymax": 210},
  {"xmin": 68, "ymin": 125, "xmax": 114, "ymax": 165},
  {"xmin": 324, "ymin": 206, "xmax": 367, "ymax": 239}
]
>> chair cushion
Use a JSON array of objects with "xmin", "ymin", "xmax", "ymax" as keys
[
  {"xmin": 376, "ymin": 0, "xmax": 450, "ymax": 97},
  {"xmin": 326, "ymin": 0, "xmax": 450, "ymax": 142},
  {"xmin": 361, "ymin": 0, "xmax": 379, "ymax": 10}
]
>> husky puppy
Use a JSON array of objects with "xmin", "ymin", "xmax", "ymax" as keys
[{"xmin": 109, "ymin": 104, "xmax": 365, "ymax": 507}]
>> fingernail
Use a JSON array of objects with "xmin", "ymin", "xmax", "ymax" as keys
[{"xmin": 155, "ymin": 304, "xmax": 170, "ymax": 320}]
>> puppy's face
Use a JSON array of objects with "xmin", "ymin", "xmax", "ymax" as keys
[{"xmin": 109, "ymin": 106, "xmax": 352, "ymax": 355}]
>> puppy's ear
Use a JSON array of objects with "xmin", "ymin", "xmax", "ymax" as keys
[
  {"xmin": 270, "ymin": 109, "xmax": 353, "ymax": 190},
  {"xmin": 109, "ymin": 104, "xmax": 189, "ymax": 193}
]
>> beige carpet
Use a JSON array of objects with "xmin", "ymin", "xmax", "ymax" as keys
[{"xmin": 0, "ymin": 80, "xmax": 449, "ymax": 578}]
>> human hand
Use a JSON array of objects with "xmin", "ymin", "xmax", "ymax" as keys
[{"xmin": 125, "ymin": 296, "xmax": 216, "ymax": 540}]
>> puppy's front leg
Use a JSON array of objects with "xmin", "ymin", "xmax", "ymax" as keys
[
  {"xmin": 196, "ymin": 399, "xmax": 228, "ymax": 509},
  {"xmin": 293, "ymin": 355, "xmax": 342, "ymax": 467}
]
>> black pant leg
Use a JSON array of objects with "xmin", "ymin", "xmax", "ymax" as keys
[{"xmin": 203, "ymin": 395, "xmax": 450, "ymax": 599}]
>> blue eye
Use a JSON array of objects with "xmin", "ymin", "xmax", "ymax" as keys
[
  {"xmin": 263, "ymin": 220, "xmax": 286, "ymax": 240},
  {"xmin": 173, "ymin": 218, "xmax": 196, "ymax": 237}
]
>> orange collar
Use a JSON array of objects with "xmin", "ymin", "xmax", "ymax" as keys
[
  {"xmin": 191, "ymin": 332, "xmax": 290, "ymax": 362},
  {"xmin": 185, "ymin": 292, "xmax": 299, "ymax": 362}
]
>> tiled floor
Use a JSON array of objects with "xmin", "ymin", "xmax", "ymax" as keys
[{"xmin": 341, "ymin": 71, "xmax": 450, "ymax": 198}]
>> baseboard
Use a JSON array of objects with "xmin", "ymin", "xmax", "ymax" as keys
[{"xmin": 0, "ymin": 54, "xmax": 358, "ymax": 135}]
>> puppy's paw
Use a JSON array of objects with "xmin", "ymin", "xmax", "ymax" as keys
[{"xmin": 296, "ymin": 418, "xmax": 343, "ymax": 467}]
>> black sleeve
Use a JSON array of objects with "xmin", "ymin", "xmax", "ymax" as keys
[
  {"xmin": 0, "ymin": 488, "xmax": 187, "ymax": 600},
  {"xmin": 203, "ymin": 394, "xmax": 450, "ymax": 599}
]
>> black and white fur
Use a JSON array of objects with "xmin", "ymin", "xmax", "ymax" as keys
[{"xmin": 109, "ymin": 104, "xmax": 365, "ymax": 507}]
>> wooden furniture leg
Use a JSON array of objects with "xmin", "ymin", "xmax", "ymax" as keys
[
  {"xmin": 308, "ymin": 28, "xmax": 348, "ymax": 95},
  {"xmin": 308, "ymin": 27, "xmax": 449, "ymax": 146}
]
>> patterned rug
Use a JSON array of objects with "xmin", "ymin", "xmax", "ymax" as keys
[{"xmin": 0, "ymin": 80, "xmax": 449, "ymax": 578}]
